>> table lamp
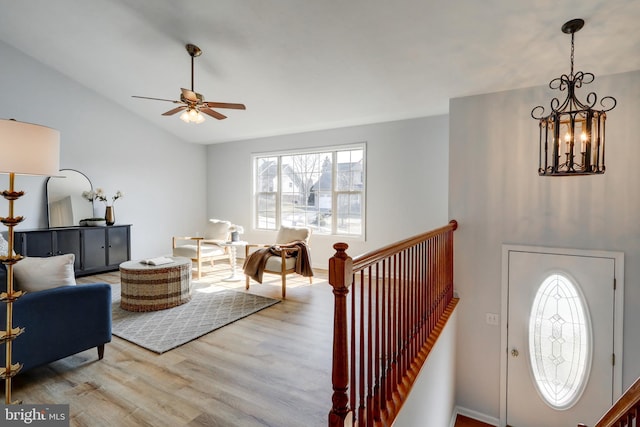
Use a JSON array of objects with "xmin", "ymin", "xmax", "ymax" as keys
[{"xmin": 0, "ymin": 118, "xmax": 60, "ymax": 404}]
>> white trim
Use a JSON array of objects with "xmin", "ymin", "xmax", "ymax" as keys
[
  {"xmin": 251, "ymin": 141, "xmax": 366, "ymax": 158},
  {"xmin": 499, "ymin": 244, "xmax": 624, "ymax": 427},
  {"xmin": 450, "ymin": 406, "xmax": 499, "ymax": 427}
]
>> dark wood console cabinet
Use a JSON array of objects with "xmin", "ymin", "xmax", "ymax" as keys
[{"xmin": 14, "ymin": 225, "xmax": 131, "ymax": 277}]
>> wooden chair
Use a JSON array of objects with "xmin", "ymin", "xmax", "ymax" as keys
[
  {"xmin": 244, "ymin": 225, "xmax": 312, "ymax": 298},
  {"xmin": 172, "ymin": 219, "xmax": 231, "ymax": 279}
]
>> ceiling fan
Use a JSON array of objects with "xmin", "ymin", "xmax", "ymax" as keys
[{"xmin": 132, "ymin": 43, "xmax": 246, "ymax": 123}]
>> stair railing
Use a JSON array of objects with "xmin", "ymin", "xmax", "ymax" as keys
[
  {"xmin": 328, "ymin": 220, "xmax": 459, "ymax": 427},
  {"xmin": 579, "ymin": 376, "xmax": 640, "ymax": 427}
]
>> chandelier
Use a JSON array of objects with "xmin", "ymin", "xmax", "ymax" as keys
[{"xmin": 531, "ymin": 18, "xmax": 616, "ymax": 176}]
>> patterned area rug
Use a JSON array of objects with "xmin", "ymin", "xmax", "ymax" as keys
[{"xmin": 110, "ymin": 284, "xmax": 279, "ymax": 353}]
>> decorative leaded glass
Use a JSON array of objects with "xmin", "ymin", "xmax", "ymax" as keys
[{"xmin": 528, "ymin": 273, "xmax": 592, "ymax": 409}]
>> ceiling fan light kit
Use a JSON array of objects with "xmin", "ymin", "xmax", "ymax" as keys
[
  {"xmin": 133, "ymin": 44, "xmax": 246, "ymax": 124},
  {"xmin": 180, "ymin": 108, "xmax": 205, "ymax": 124},
  {"xmin": 531, "ymin": 18, "xmax": 616, "ymax": 176}
]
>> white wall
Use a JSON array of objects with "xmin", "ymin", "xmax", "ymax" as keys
[
  {"xmin": 0, "ymin": 41, "xmax": 208, "ymax": 259},
  {"xmin": 206, "ymin": 116, "xmax": 450, "ymax": 266},
  {"xmin": 449, "ymin": 70, "xmax": 640, "ymax": 419},
  {"xmin": 393, "ymin": 309, "xmax": 458, "ymax": 427}
]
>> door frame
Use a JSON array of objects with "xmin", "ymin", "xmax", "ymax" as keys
[{"xmin": 499, "ymin": 244, "xmax": 624, "ymax": 426}]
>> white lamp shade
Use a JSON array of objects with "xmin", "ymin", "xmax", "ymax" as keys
[{"xmin": 0, "ymin": 119, "xmax": 60, "ymax": 176}]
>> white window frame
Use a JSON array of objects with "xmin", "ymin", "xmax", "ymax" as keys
[{"xmin": 252, "ymin": 143, "xmax": 366, "ymax": 238}]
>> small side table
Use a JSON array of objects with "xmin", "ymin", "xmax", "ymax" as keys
[
  {"xmin": 119, "ymin": 257, "xmax": 192, "ymax": 311},
  {"xmin": 219, "ymin": 241, "xmax": 247, "ymax": 281}
]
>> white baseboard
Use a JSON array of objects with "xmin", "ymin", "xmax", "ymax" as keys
[{"xmin": 449, "ymin": 405, "xmax": 500, "ymax": 427}]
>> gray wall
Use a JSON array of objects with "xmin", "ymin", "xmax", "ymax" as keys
[
  {"xmin": 0, "ymin": 41, "xmax": 208, "ymax": 259},
  {"xmin": 206, "ymin": 115, "xmax": 450, "ymax": 266},
  {"xmin": 450, "ymin": 70, "xmax": 640, "ymax": 419}
]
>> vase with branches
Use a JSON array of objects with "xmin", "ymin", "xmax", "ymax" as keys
[{"xmin": 82, "ymin": 188, "xmax": 124, "ymax": 225}]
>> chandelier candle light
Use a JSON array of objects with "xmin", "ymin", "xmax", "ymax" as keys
[
  {"xmin": 0, "ymin": 119, "xmax": 60, "ymax": 404},
  {"xmin": 531, "ymin": 18, "xmax": 617, "ymax": 176}
]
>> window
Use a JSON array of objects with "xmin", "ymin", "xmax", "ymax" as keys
[
  {"xmin": 253, "ymin": 145, "xmax": 365, "ymax": 236},
  {"xmin": 528, "ymin": 273, "xmax": 592, "ymax": 409}
]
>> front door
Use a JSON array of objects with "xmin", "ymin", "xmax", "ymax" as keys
[{"xmin": 503, "ymin": 246, "xmax": 623, "ymax": 427}]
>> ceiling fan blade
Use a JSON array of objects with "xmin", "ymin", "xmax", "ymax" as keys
[
  {"xmin": 204, "ymin": 102, "xmax": 246, "ymax": 110},
  {"xmin": 162, "ymin": 106, "xmax": 187, "ymax": 116},
  {"xmin": 132, "ymin": 95, "xmax": 180, "ymax": 103},
  {"xmin": 201, "ymin": 108, "xmax": 227, "ymax": 120},
  {"xmin": 181, "ymin": 88, "xmax": 199, "ymax": 103}
]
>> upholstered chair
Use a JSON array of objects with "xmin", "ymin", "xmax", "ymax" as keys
[
  {"xmin": 244, "ymin": 225, "xmax": 313, "ymax": 298},
  {"xmin": 172, "ymin": 219, "xmax": 231, "ymax": 279}
]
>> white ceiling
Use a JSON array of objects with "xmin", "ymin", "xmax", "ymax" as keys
[{"xmin": 1, "ymin": 0, "xmax": 639, "ymax": 144}]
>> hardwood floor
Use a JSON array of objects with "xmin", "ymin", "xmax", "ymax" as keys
[
  {"xmin": 13, "ymin": 263, "xmax": 334, "ymax": 427},
  {"xmin": 454, "ymin": 415, "xmax": 494, "ymax": 427}
]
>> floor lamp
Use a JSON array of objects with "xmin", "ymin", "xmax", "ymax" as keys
[{"xmin": 0, "ymin": 119, "xmax": 60, "ymax": 404}]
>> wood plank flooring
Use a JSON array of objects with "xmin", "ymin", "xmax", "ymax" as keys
[
  {"xmin": 454, "ymin": 415, "xmax": 494, "ymax": 427},
  {"xmin": 12, "ymin": 264, "xmax": 334, "ymax": 427}
]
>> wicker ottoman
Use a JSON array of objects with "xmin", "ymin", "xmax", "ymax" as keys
[{"xmin": 119, "ymin": 257, "xmax": 192, "ymax": 312}]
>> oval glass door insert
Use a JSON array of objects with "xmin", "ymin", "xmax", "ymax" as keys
[{"xmin": 528, "ymin": 273, "xmax": 592, "ymax": 409}]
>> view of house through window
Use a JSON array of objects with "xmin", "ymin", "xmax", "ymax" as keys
[{"xmin": 253, "ymin": 145, "xmax": 365, "ymax": 236}]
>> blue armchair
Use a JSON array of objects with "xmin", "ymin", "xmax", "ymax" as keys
[{"xmin": 0, "ymin": 283, "xmax": 112, "ymax": 373}]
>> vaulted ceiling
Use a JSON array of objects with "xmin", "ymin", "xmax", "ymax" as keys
[{"xmin": 1, "ymin": 0, "xmax": 639, "ymax": 144}]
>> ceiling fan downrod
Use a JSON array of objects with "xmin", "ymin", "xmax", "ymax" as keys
[{"xmin": 185, "ymin": 44, "xmax": 202, "ymax": 92}]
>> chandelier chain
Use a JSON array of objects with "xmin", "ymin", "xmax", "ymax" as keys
[{"xmin": 570, "ymin": 32, "xmax": 575, "ymax": 77}]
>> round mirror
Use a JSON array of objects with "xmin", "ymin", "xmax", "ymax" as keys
[{"xmin": 46, "ymin": 169, "xmax": 94, "ymax": 227}]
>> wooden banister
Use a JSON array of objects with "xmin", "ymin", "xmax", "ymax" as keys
[
  {"xmin": 351, "ymin": 220, "xmax": 458, "ymax": 271},
  {"xmin": 328, "ymin": 220, "xmax": 458, "ymax": 427},
  {"xmin": 581, "ymin": 376, "xmax": 640, "ymax": 427},
  {"xmin": 328, "ymin": 242, "xmax": 352, "ymax": 427}
]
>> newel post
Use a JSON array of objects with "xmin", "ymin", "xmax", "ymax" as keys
[{"xmin": 328, "ymin": 242, "xmax": 353, "ymax": 427}]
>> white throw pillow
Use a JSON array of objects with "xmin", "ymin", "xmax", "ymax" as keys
[
  {"xmin": 276, "ymin": 226, "xmax": 311, "ymax": 244},
  {"xmin": 0, "ymin": 233, "xmax": 8, "ymax": 256},
  {"xmin": 14, "ymin": 254, "xmax": 77, "ymax": 292},
  {"xmin": 206, "ymin": 219, "xmax": 231, "ymax": 241}
]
